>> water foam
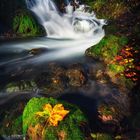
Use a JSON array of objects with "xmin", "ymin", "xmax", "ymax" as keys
[
  {"xmin": 0, "ymin": 0, "xmax": 106, "ymax": 65},
  {"xmin": 25, "ymin": 0, "xmax": 106, "ymax": 39}
]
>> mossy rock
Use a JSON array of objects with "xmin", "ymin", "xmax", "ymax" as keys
[
  {"xmin": 23, "ymin": 97, "xmax": 88, "ymax": 140},
  {"xmin": 91, "ymin": 133, "xmax": 113, "ymax": 140},
  {"xmin": 97, "ymin": 103, "xmax": 119, "ymax": 124},
  {"xmin": 86, "ymin": 35, "xmax": 128, "ymax": 63},
  {"xmin": 88, "ymin": 0, "xmax": 128, "ymax": 19},
  {"xmin": 83, "ymin": 0, "xmax": 139, "ymax": 20},
  {"xmin": 13, "ymin": 10, "xmax": 45, "ymax": 37},
  {"xmin": 5, "ymin": 80, "xmax": 36, "ymax": 93},
  {"xmin": 108, "ymin": 64, "xmax": 125, "ymax": 74},
  {"xmin": 106, "ymin": 69, "xmax": 135, "ymax": 89}
]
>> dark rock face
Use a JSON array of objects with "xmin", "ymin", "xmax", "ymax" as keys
[
  {"xmin": 0, "ymin": 0, "xmax": 46, "ymax": 37},
  {"xmin": 35, "ymin": 63, "xmax": 87, "ymax": 95},
  {"xmin": 35, "ymin": 63, "xmax": 67, "ymax": 95},
  {"xmin": 66, "ymin": 65, "xmax": 87, "ymax": 87},
  {"xmin": 0, "ymin": 0, "xmax": 26, "ymax": 30}
]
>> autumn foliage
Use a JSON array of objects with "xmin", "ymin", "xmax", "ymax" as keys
[
  {"xmin": 36, "ymin": 103, "xmax": 69, "ymax": 126},
  {"xmin": 111, "ymin": 45, "xmax": 140, "ymax": 82},
  {"xmin": 23, "ymin": 97, "xmax": 88, "ymax": 140}
]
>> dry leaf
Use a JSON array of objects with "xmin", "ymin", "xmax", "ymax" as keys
[{"xmin": 36, "ymin": 103, "xmax": 69, "ymax": 127}]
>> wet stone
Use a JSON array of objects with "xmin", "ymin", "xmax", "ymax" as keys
[
  {"xmin": 5, "ymin": 80, "xmax": 36, "ymax": 93},
  {"xmin": 29, "ymin": 47, "xmax": 48, "ymax": 56},
  {"xmin": 66, "ymin": 68, "xmax": 86, "ymax": 87},
  {"xmin": 35, "ymin": 63, "xmax": 67, "ymax": 95}
]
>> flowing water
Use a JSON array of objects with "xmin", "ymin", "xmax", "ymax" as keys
[
  {"xmin": 0, "ymin": 0, "xmax": 106, "ymax": 82},
  {"xmin": 0, "ymin": 0, "xmax": 126, "ymax": 105},
  {"xmin": 25, "ymin": 0, "xmax": 106, "ymax": 38},
  {"xmin": 0, "ymin": 0, "xmax": 123, "ymax": 103},
  {"xmin": 0, "ymin": 0, "xmax": 106, "ymax": 68}
]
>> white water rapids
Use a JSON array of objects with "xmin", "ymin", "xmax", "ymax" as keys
[
  {"xmin": 25, "ymin": 0, "xmax": 106, "ymax": 38},
  {"xmin": 0, "ymin": 0, "xmax": 106, "ymax": 65}
]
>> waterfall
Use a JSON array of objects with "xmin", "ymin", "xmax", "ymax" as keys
[
  {"xmin": 0, "ymin": 0, "xmax": 107, "ymax": 65},
  {"xmin": 0, "ymin": 0, "xmax": 107, "ymax": 67},
  {"xmin": 25, "ymin": 0, "xmax": 106, "ymax": 39}
]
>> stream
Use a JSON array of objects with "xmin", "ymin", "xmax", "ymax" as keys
[
  {"xmin": 0, "ymin": 37, "xmax": 129, "ymax": 121},
  {"xmin": 0, "ymin": 37, "xmax": 130, "ymax": 139}
]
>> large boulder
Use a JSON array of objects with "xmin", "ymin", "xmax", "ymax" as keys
[
  {"xmin": 66, "ymin": 64, "xmax": 87, "ymax": 87},
  {"xmin": 86, "ymin": 35, "xmax": 128, "ymax": 63},
  {"xmin": 23, "ymin": 97, "xmax": 89, "ymax": 140}
]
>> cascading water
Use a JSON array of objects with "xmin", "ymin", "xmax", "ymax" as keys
[
  {"xmin": 0, "ymin": 0, "xmax": 107, "ymax": 65},
  {"xmin": 25, "ymin": 0, "xmax": 106, "ymax": 38}
]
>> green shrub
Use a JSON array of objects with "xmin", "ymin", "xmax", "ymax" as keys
[{"xmin": 108, "ymin": 64, "xmax": 125, "ymax": 74}]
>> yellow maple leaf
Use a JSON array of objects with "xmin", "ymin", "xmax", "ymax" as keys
[
  {"xmin": 43, "ymin": 104, "xmax": 53, "ymax": 113},
  {"xmin": 36, "ymin": 103, "xmax": 69, "ymax": 127}
]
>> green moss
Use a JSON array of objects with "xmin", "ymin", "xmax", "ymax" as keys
[
  {"xmin": 108, "ymin": 64, "xmax": 125, "ymax": 74},
  {"xmin": 87, "ymin": 0, "xmax": 128, "ymax": 19},
  {"xmin": 22, "ymin": 97, "xmax": 56, "ymax": 134},
  {"xmin": 86, "ymin": 35, "xmax": 131, "ymax": 88},
  {"xmin": 86, "ymin": 35, "xmax": 128, "ymax": 62},
  {"xmin": 119, "ymin": 36, "xmax": 129, "ymax": 46},
  {"xmin": 45, "ymin": 118, "xmax": 85, "ymax": 140},
  {"xmin": 13, "ymin": 10, "xmax": 45, "ymax": 37},
  {"xmin": 23, "ymin": 97, "xmax": 87, "ymax": 140},
  {"xmin": 82, "ymin": 0, "xmax": 126, "ymax": 19}
]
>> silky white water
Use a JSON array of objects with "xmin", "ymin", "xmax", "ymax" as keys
[
  {"xmin": 0, "ymin": 0, "xmax": 106, "ymax": 65},
  {"xmin": 25, "ymin": 0, "xmax": 106, "ymax": 38}
]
